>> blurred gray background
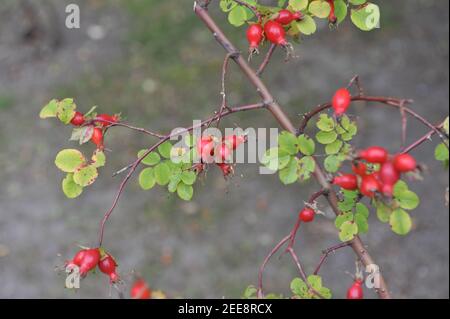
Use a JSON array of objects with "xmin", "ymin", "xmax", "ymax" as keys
[{"xmin": 0, "ymin": 0, "xmax": 448, "ymax": 299}]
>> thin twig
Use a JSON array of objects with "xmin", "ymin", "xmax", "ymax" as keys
[
  {"xmin": 256, "ymin": 44, "xmax": 277, "ymax": 77},
  {"xmin": 313, "ymin": 241, "xmax": 353, "ymax": 275}
]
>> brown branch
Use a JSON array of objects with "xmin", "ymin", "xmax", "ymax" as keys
[
  {"xmin": 256, "ymin": 44, "xmax": 277, "ymax": 77},
  {"xmin": 298, "ymin": 95, "xmax": 448, "ymax": 149},
  {"xmin": 313, "ymin": 241, "xmax": 353, "ymax": 275},
  {"xmin": 194, "ymin": 3, "xmax": 391, "ymax": 298},
  {"xmin": 99, "ymin": 102, "xmax": 266, "ymax": 244},
  {"xmin": 402, "ymin": 120, "xmax": 448, "ymax": 154}
]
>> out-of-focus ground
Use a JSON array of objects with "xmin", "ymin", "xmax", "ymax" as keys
[{"xmin": 0, "ymin": 0, "xmax": 448, "ymax": 299}]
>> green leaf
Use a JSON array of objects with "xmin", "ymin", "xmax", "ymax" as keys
[
  {"xmin": 289, "ymin": 0, "xmax": 309, "ymax": 11},
  {"xmin": 307, "ymin": 275, "xmax": 323, "ymax": 290},
  {"xmin": 181, "ymin": 171, "xmax": 197, "ymax": 186},
  {"xmin": 295, "ymin": 15, "xmax": 317, "ymax": 35},
  {"xmin": 290, "ymin": 278, "xmax": 308, "ymax": 296},
  {"xmin": 443, "ymin": 117, "xmax": 449, "ymax": 135},
  {"xmin": 355, "ymin": 203, "xmax": 369, "ymax": 218},
  {"xmin": 339, "ymin": 221, "xmax": 358, "ymax": 242},
  {"xmin": 309, "ymin": 0, "xmax": 331, "ymax": 18},
  {"xmin": 298, "ymin": 156, "xmax": 316, "ymax": 181},
  {"xmin": 220, "ymin": 0, "xmax": 237, "ymax": 12},
  {"xmin": 139, "ymin": 168, "xmax": 156, "ymax": 190},
  {"xmin": 355, "ymin": 211, "xmax": 369, "ymax": 234},
  {"xmin": 393, "ymin": 180, "xmax": 409, "ymax": 196},
  {"xmin": 335, "ymin": 212, "xmax": 353, "ymax": 229},
  {"xmin": 316, "ymin": 131, "xmax": 338, "ymax": 144},
  {"xmin": 339, "ymin": 121, "xmax": 358, "ymax": 141},
  {"xmin": 375, "ymin": 201, "xmax": 391, "ymax": 223},
  {"xmin": 228, "ymin": 6, "xmax": 248, "ymax": 27},
  {"xmin": 40, "ymin": 99, "xmax": 58, "ymax": 119},
  {"xmin": 351, "ymin": 3, "xmax": 380, "ymax": 31},
  {"xmin": 55, "ymin": 149, "xmax": 85, "ymax": 173},
  {"xmin": 279, "ymin": 157, "xmax": 299, "ymax": 185},
  {"xmin": 177, "ymin": 182, "xmax": 194, "ymax": 201},
  {"xmin": 154, "ymin": 162, "xmax": 171, "ymax": 186},
  {"xmin": 158, "ymin": 142, "xmax": 173, "ymax": 159},
  {"xmin": 168, "ymin": 174, "xmax": 182, "ymax": 193},
  {"xmin": 317, "ymin": 114, "xmax": 335, "ymax": 132},
  {"xmin": 242, "ymin": 285, "xmax": 257, "ymax": 299},
  {"xmin": 261, "ymin": 148, "xmax": 291, "ymax": 171},
  {"xmin": 62, "ymin": 173, "xmax": 83, "ymax": 199},
  {"xmin": 334, "ymin": 0, "xmax": 348, "ymax": 23},
  {"xmin": 324, "ymin": 154, "xmax": 343, "ymax": 173},
  {"xmin": 435, "ymin": 143, "xmax": 449, "ymax": 161},
  {"xmin": 279, "ymin": 131, "xmax": 299, "ymax": 155},
  {"xmin": 138, "ymin": 150, "xmax": 161, "ymax": 166},
  {"xmin": 298, "ymin": 135, "xmax": 316, "ymax": 156},
  {"xmin": 396, "ymin": 189, "xmax": 420, "ymax": 210},
  {"xmin": 91, "ymin": 150, "xmax": 106, "ymax": 168},
  {"xmin": 390, "ymin": 209, "xmax": 412, "ymax": 235},
  {"xmin": 70, "ymin": 126, "xmax": 94, "ymax": 145},
  {"xmin": 73, "ymin": 165, "xmax": 98, "ymax": 187},
  {"xmin": 56, "ymin": 98, "xmax": 76, "ymax": 125},
  {"xmin": 325, "ymin": 139, "xmax": 343, "ymax": 155}
]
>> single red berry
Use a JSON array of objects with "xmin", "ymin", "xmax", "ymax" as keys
[
  {"xmin": 264, "ymin": 21, "xmax": 287, "ymax": 46},
  {"xmin": 332, "ymin": 88, "xmax": 351, "ymax": 116},
  {"xmin": 216, "ymin": 143, "xmax": 233, "ymax": 163},
  {"xmin": 98, "ymin": 254, "xmax": 119, "ymax": 283},
  {"xmin": 96, "ymin": 114, "xmax": 117, "ymax": 127},
  {"xmin": 275, "ymin": 9, "xmax": 294, "ymax": 25},
  {"xmin": 130, "ymin": 279, "xmax": 152, "ymax": 299},
  {"xmin": 347, "ymin": 280, "xmax": 364, "ymax": 299},
  {"xmin": 223, "ymin": 135, "xmax": 246, "ymax": 150},
  {"xmin": 70, "ymin": 111, "xmax": 85, "ymax": 126},
  {"xmin": 66, "ymin": 249, "xmax": 86, "ymax": 269},
  {"xmin": 360, "ymin": 174, "xmax": 381, "ymax": 198},
  {"xmin": 299, "ymin": 208, "xmax": 315, "ymax": 223},
  {"xmin": 393, "ymin": 153, "xmax": 417, "ymax": 173},
  {"xmin": 292, "ymin": 12, "xmax": 303, "ymax": 21},
  {"xmin": 359, "ymin": 146, "xmax": 389, "ymax": 164},
  {"xmin": 379, "ymin": 161, "xmax": 400, "ymax": 196},
  {"xmin": 78, "ymin": 248, "xmax": 101, "ymax": 276},
  {"xmin": 217, "ymin": 163, "xmax": 234, "ymax": 177},
  {"xmin": 246, "ymin": 24, "xmax": 264, "ymax": 53},
  {"xmin": 91, "ymin": 128, "xmax": 104, "ymax": 148},
  {"xmin": 352, "ymin": 162, "xmax": 367, "ymax": 177},
  {"xmin": 197, "ymin": 136, "xmax": 215, "ymax": 163},
  {"xmin": 333, "ymin": 174, "xmax": 358, "ymax": 191}
]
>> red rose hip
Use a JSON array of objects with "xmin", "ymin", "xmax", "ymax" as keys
[
  {"xmin": 299, "ymin": 208, "xmax": 315, "ymax": 223},
  {"xmin": 393, "ymin": 153, "xmax": 417, "ymax": 173},
  {"xmin": 332, "ymin": 88, "xmax": 351, "ymax": 116},
  {"xmin": 264, "ymin": 21, "xmax": 287, "ymax": 46}
]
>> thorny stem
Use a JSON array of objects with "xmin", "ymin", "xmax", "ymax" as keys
[
  {"xmin": 298, "ymin": 95, "xmax": 448, "ymax": 149},
  {"xmin": 313, "ymin": 241, "xmax": 353, "ymax": 275},
  {"xmin": 402, "ymin": 120, "xmax": 448, "ymax": 154},
  {"xmin": 194, "ymin": 3, "xmax": 392, "ymax": 298},
  {"xmin": 98, "ymin": 102, "xmax": 265, "ymax": 244},
  {"xmin": 97, "ymin": 1, "xmax": 447, "ymax": 299}
]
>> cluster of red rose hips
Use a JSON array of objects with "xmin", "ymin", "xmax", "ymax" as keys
[
  {"xmin": 66, "ymin": 247, "xmax": 119, "ymax": 283},
  {"xmin": 70, "ymin": 111, "xmax": 119, "ymax": 149},
  {"xmin": 333, "ymin": 146, "xmax": 418, "ymax": 198},
  {"xmin": 246, "ymin": 9, "xmax": 303, "ymax": 55},
  {"xmin": 196, "ymin": 134, "xmax": 247, "ymax": 177}
]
